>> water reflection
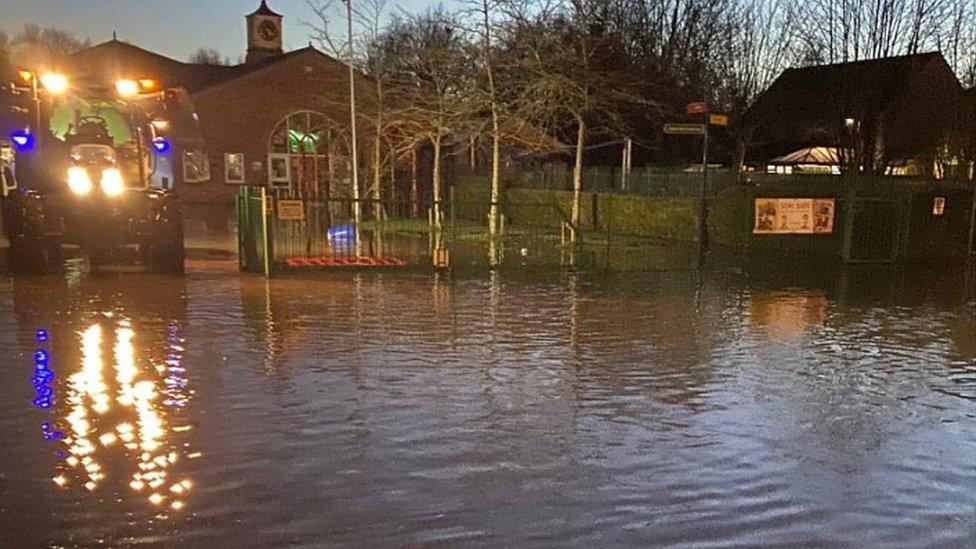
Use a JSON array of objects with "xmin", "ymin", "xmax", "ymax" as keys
[
  {"xmin": 49, "ymin": 319, "xmax": 195, "ymax": 512},
  {"xmin": 748, "ymin": 291, "xmax": 830, "ymax": 341},
  {"xmin": 5, "ymin": 260, "xmax": 972, "ymax": 547},
  {"xmin": 11, "ymin": 274, "xmax": 197, "ymax": 516}
]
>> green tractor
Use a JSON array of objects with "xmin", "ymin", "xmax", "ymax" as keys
[{"xmin": 3, "ymin": 94, "xmax": 184, "ymax": 275}]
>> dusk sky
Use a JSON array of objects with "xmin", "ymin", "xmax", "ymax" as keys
[{"xmin": 0, "ymin": 0, "xmax": 433, "ymax": 62}]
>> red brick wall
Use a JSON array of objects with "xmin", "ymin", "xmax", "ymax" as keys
[{"xmin": 187, "ymin": 49, "xmax": 374, "ymax": 204}]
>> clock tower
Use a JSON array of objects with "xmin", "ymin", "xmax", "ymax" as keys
[{"xmin": 246, "ymin": 1, "xmax": 283, "ymax": 64}]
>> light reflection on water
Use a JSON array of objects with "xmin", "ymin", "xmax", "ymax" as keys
[
  {"xmin": 0, "ymin": 259, "xmax": 974, "ymax": 547},
  {"xmin": 50, "ymin": 319, "xmax": 195, "ymax": 512}
]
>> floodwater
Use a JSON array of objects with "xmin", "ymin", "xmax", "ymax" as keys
[{"xmin": 0, "ymin": 257, "xmax": 974, "ymax": 547}]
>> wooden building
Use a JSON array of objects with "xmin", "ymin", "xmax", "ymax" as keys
[
  {"xmin": 64, "ymin": 1, "xmax": 371, "ymax": 204},
  {"xmin": 741, "ymin": 53, "xmax": 967, "ymax": 177}
]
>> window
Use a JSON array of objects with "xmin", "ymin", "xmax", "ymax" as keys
[
  {"xmin": 224, "ymin": 153, "xmax": 245, "ymax": 184},
  {"xmin": 268, "ymin": 153, "xmax": 291, "ymax": 186},
  {"xmin": 183, "ymin": 148, "xmax": 210, "ymax": 183}
]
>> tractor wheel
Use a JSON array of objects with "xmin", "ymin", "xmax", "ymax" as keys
[
  {"xmin": 6, "ymin": 192, "xmax": 62, "ymax": 275},
  {"xmin": 149, "ymin": 205, "xmax": 185, "ymax": 275}
]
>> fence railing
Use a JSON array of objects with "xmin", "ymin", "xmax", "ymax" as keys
[{"xmin": 452, "ymin": 165, "xmax": 738, "ymax": 198}]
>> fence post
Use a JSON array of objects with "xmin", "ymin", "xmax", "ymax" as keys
[
  {"xmin": 841, "ymin": 181, "xmax": 858, "ymax": 263},
  {"xmin": 261, "ymin": 186, "xmax": 271, "ymax": 277},
  {"xmin": 237, "ymin": 187, "xmax": 246, "ymax": 271}
]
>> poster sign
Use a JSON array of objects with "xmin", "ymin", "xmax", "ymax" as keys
[
  {"xmin": 932, "ymin": 197, "xmax": 945, "ymax": 216},
  {"xmin": 754, "ymin": 198, "xmax": 835, "ymax": 234},
  {"xmin": 277, "ymin": 200, "xmax": 305, "ymax": 221}
]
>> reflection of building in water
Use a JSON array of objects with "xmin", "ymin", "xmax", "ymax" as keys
[
  {"xmin": 46, "ymin": 319, "xmax": 196, "ymax": 512},
  {"xmin": 748, "ymin": 291, "xmax": 830, "ymax": 341}
]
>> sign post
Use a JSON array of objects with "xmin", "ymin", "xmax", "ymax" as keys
[
  {"xmin": 666, "ymin": 103, "xmax": 729, "ymax": 259},
  {"xmin": 685, "ymin": 102, "xmax": 711, "ymax": 252}
]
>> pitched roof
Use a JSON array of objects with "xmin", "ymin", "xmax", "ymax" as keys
[
  {"xmin": 742, "ymin": 52, "xmax": 961, "ymax": 158},
  {"xmin": 770, "ymin": 146, "xmax": 844, "ymax": 165},
  {"xmin": 251, "ymin": 0, "xmax": 281, "ymax": 17},
  {"xmin": 68, "ymin": 40, "xmax": 328, "ymax": 94},
  {"xmin": 744, "ymin": 52, "xmax": 948, "ymax": 128},
  {"xmin": 249, "ymin": 1, "xmax": 282, "ymax": 17}
]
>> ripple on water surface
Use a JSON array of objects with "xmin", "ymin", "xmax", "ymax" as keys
[{"xmin": 0, "ymin": 262, "xmax": 973, "ymax": 547}]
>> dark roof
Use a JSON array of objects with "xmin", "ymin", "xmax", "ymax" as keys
[
  {"xmin": 746, "ymin": 52, "xmax": 946, "ymax": 127},
  {"xmin": 249, "ymin": 1, "xmax": 282, "ymax": 17},
  {"xmin": 68, "ymin": 40, "xmax": 320, "ymax": 94},
  {"xmin": 742, "ymin": 52, "xmax": 960, "ymax": 159}
]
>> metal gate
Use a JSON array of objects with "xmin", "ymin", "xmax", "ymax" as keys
[
  {"xmin": 237, "ymin": 186, "xmax": 270, "ymax": 275},
  {"xmin": 842, "ymin": 196, "xmax": 908, "ymax": 264}
]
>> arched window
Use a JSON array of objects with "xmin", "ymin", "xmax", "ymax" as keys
[{"xmin": 267, "ymin": 111, "xmax": 348, "ymax": 199}]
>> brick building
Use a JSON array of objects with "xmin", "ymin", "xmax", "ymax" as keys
[
  {"xmin": 65, "ymin": 1, "xmax": 371, "ymax": 204},
  {"xmin": 742, "ymin": 53, "xmax": 966, "ymax": 176}
]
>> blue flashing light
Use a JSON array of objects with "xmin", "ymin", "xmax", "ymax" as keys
[
  {"xmin": 11, "ymin": 131, "xmax": 33, "ymax": 151},
  {"xmin": 34, "ymin": 350, "xmax": 49, "ymax": 363},
  {"xmin": 36, "ymin": 329, "xmax": 49, "ymax": 342},
  {"xmin": 153, "ymin": 137, "xmax": 170, "ymax": 153}
]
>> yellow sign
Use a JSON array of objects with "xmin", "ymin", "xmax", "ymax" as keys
[
  {"xmin": 754, "ymin": 198, "xmax": 835, "ymax": 234},
  {"xmin": 277, "ymin": 200, "xmax": 305, "ymax": 221},
  {"xmin": 709, "ymin": 114, "xmax": 729, "ymax": 126}
]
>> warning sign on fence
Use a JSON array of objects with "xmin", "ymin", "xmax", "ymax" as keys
[
  {"xmin": 754, "ymin": 198, "xmax": 835, "ymax": 234},
  {"xmin": 277, "ymin": 200, "xmax": 305, "ymax": 220}
]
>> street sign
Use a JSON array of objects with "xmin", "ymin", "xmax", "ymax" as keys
[
  {"xmin": 664, "ymin": 123, "xmax": 705, "ymax": 135},
  {"xmin": 686, "ymin": 102, "xmax": 709, "ymax": 115},
  {"xmin": 709, "ymin": 114, "xmax": 729, "ymax": 126}
]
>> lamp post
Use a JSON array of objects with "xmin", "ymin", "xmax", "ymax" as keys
[
  {"xmin": 15, "ymin": 70, "xmax": 69, "ymax": 145},
  {"xmin": 17, "ymin": 69, "xmax": 42, "ymax": 135},
  {"xmin": 344, "ymin": 0, "xmax": 361, "ymax": 226}
]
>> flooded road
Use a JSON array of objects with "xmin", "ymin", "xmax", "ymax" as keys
[{"xmin": 0, "ymin": 259, "xmax": 974, "ymax": 547}]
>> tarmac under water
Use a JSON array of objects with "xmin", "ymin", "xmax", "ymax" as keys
[{"xmin": 0, "ymin": 255, "xmax": 973, "ymax": 547}]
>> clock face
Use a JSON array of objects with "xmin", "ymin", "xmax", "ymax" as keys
[{"xmin": 258, "ymin": 19, "xmax": 279, "ymax": 42}]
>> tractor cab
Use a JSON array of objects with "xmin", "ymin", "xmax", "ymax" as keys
[{"xmin": 2, "ymin": 75, "xmax": 184, "ymax": 274}]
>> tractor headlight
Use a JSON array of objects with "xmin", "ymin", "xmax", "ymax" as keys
[
  {"xmin": 100, "ymin": 168, "xmax": 125, "ymax": 197},
  {"xmin": 67, "ymin": 166, "xmax": 93, "ymax": 196}
]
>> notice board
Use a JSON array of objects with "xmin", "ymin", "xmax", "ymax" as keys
[{"xmin": 754, "ymin": 198, "xmax": 835, "ymax": 234}]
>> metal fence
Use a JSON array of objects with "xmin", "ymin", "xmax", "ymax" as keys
[{"xmin": 453, "ymin": 165, "xmax": 737, "ymax": 198}]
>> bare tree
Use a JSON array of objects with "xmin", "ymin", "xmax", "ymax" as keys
[
  {"xmin": 504, "ymin": 0, "xmax": 647, "ymax": 241},
  {"xmin": 715, "ymin": 0, "xmax": 799, "ymax": 168},
  {"xmin": 188, "ymin": 48, "xmax": 227, "ymax": 65},
  {"xmin": 10, "ymin": 23, "xmax": 89, "ymax": 67},
  {"xmin": 466, "ymin": 0, "xmax": 505, "ymax": 238},
  {"xmin": 382, "ymin": 9, "xmax": 474, "ymax": 228}
]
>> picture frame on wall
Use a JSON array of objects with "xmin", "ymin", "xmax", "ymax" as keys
[
  {"xmin": 224, "ymin": 153, "xmax": 245, "ymax": 184},
  {"xmin": 182, "ymin": 148, "xmax": 211, "ymax": 183},
  {"xmin": 268, "ymin": 153, "xmax": 290, "ymax": 186}
]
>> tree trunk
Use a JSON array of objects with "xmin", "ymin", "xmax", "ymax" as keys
[
  {"xmin": 483, "ymin": 0, "xmax": 502, "ymax": 240},
  {"xmin": 372, "ymin": 122, "xmax": 383, "ymax": 220},
  {"xmin": 571, "ymin": 115, "xmax": 586, "ymax": 242},
  {"xmin": 372, "ymin": 77, "xmax": 384, "ymax": 220},
  {"xmin": 432, "ymin": 134, "xmax": 442, "ymax": 230},
  {"xmin": 411, "ymin": 148, "xmax": 419, "ymax": 218},
  {"xmin": 488, "ymin": 112, "xmax": 501, "ymax": 237}
]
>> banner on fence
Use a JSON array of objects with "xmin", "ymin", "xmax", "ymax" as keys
[
  {"xmin": 277, "ymin": 199, "xmax": 305, "ymax": 220},
  {"xmin": 754, "ymin": 198, "xmax": 835, "ymax": 234}
]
